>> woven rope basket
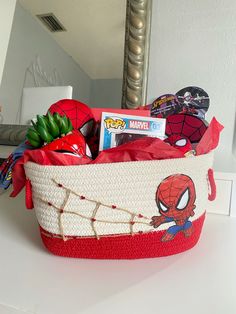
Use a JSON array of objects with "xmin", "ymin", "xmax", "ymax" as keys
[{"xmin": 24, "ymin": 152, "xmax": 214, "ymax": 259}]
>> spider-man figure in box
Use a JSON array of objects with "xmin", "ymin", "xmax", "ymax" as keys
[{"xmin": 150, "ymin": 174, "xmax": 196, "ymax": 242}]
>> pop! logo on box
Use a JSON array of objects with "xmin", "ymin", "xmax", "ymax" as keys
[{"xmin": 104, "ymin": 117, "xmax": 126, "ymax": 132}]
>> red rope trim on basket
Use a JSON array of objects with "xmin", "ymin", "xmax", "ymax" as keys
[
  {"xmin": 25, "ymin": 178, "xmax": 34, "ymax": 209},
  {"xmin": 39, "ymin": 213, "xmax": 206, "ymax": 259},
  {"xmin": 208, "ymin": 168, "xmax": 216, "ymax": 201}
]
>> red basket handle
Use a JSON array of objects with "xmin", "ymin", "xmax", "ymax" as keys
[
  {"xmin": 208, "ymin": 168, "xmax": 216, "ymax": 201},
  {"xmin": 25, "ymin": 178, "xmax": 34, "ymax": 209}
]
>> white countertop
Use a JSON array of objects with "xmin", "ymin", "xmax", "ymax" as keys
[{"xmin": 0, "ymin": 190, "xmax": 235, "ymax": 314}]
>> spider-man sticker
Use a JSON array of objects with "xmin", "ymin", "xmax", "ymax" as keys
[
  {"xmin": 176, "ymin": 86, "xmax": 210, "ymax": 119},
  {"xmin": 150, "ymin": 94, "xmax": 182, "ymax": 118},
  {"xmin": 150, "ymin": 174, "xmax": 196, "ymax": 242}
]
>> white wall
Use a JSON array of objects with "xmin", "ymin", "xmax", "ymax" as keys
[
  {"xmin": 0, "ymin": 0, "xmax": 16, "ymax": 85},
  {"xmin": 90, "ymin": 79, "xmax": 122, "ymax": 108},
  {"xmin": 147, "ymin": 0, "xmax": 236, "ymax": 172},
  {"xmin": 0, "ymin": 2, "xmax": 91, "ymax": 124}
]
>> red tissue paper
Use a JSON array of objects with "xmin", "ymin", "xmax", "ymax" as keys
[
  {"xmin": 195, "ymin": 117, "xmax": 224, "ymax": 155},
  {"xmin": 93, "ymin": 137, "xmax": 184, "ymax": 164},
  {"xmin": 11, "ymin": 117, "xmax": 223, "ymax": 197},
  {"xmin": 11, "ymin": 137, "xmax": 183, "ymax": 197},
  {"xmin": 10, "ymin": 150, "xmax": 91, "ymax": 197}
]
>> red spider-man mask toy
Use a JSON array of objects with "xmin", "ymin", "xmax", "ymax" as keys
[
  {"xmin": 41, "ymin": 129, "xmax": 91, "ymax": 158},
  {"xmin": 49, "ymin": 99, "xmax": 98, "ymax": 156},
  {"xmin": 164, "ymin": 135, "xmax": 194, "ymax": 156},
  {"xmin": 156, "ymin": 174, "xmax": 196, "ymax": 220},
  {"xmin": 165, "ymin": 114, "xmax": 208, "ymax": 143},
  {"xmin": 49, "ymin": 99, "xmax": 95, "ymax": 137}
]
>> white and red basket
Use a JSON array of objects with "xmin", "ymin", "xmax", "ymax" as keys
[{"xmin": 24, "ymin": 151, "xmax": 215, "ymax": 259}]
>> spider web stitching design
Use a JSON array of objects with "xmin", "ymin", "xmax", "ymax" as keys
[{"xmin": 38, "ymin": 179, "xmax": 153, "ymax": 241}]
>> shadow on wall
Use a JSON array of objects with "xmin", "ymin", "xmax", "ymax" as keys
[{"xmin": 90, "ymin": 78, "xmax": 122, "ymax": 108}]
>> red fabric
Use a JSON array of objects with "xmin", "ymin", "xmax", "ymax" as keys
[
  {"xmin": 40, "ymin": 213, "xmax": 205, "ymax": 259},
  {"xmin": 208, "ymin": 168, "xmax": 217, "ymax": 201},
  {"xmin": 11, "ymin": 137, "xmax": 184, "ymax": 197},
  {"xmin": 196, "ymin": 117, "xmax": 224, "ymax": 155}
]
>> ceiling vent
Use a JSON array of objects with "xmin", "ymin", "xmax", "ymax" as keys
[{"xmin": 37, "ymin": 13, "xmax": 66, "ymax": 32}]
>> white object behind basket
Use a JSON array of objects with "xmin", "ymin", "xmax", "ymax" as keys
[{"xmin": 20, "ymin": 86, "xmax": 73, "ymax": 124}]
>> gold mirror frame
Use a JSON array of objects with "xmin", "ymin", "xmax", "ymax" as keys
[
  {"xmin": 122, "ymin": 0, "xmax": 152, "ymax": 109},
  {"xmin": 0, "ymin": 0, "xmax": 152, "ymax": 146}
]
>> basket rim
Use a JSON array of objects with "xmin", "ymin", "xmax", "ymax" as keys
[{"xmin": 24, "ymin": 151, "xmax": 214, "ymax": 171}]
